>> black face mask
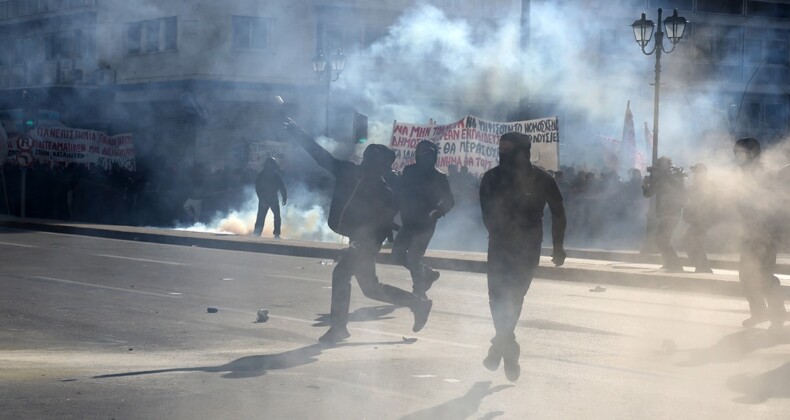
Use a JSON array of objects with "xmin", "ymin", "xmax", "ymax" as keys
[
  {"xmin": 499, "ymin": 152, "xmax": 517, "ymax": 168},
  {"xmin": 415, "ymin": 150, "xmax": 437, "ymax": 168},
  {"xmin": 499, "ymin": 149, "xmax": 530, "ymax": 169}
]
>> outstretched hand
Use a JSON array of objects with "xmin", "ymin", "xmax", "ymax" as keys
[
  {"xmin": 283, "ymin": 118, "xmax": 298, "ymax": 132},
  {"xmin": 552, "ymin": 249, "xmax": 567, "ymax": 267}
]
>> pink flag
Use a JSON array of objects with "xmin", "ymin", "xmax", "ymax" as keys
[{"xmin": 619, "ymin": 101, "xmax": 636, "ymax": 173}]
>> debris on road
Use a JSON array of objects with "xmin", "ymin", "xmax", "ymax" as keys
[
  {"xmin": 256, "ymin": 309, "xmax": 270, "ymax": 323},
  {"xmin": 589, "ymin": 286, "xmax": 607, "ymax": 292},
  {"xmin": 207, "ymin": 307, "xmax": 219, "ymax": 313},
  {"xmin": 320, "ymin": 260, "xmax": 334, "ymax": 266}
]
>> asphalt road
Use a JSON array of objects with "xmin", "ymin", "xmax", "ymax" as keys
[{"xmin": 1, "ymin": 227, "xmax": 789, "ymax": 419}]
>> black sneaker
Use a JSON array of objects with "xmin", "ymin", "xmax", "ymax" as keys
[
  {"xmin": 502, "ymin": 341, "xmax": 521, "ymax": 382},
  {"xmin": 412, "ymin": 299, "xmax": 433, "ymax": 332},
  {"xmin": 483, "ymin": 342, "xmax": 502, "ymax": 371},
  {"xmin": 318, "ymin": 327, "xmax": 350, "ymax": 344},
  {"xmin": 424, "ymin": 269, "xmax": 440, "ymax": 292}
]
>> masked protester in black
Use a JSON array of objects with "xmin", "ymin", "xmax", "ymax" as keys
[
  {"xmin": 284, "ymin": 119, "xmax": 433, "ymax": 343},
  {"xmin": 733, "ymin": 137, "xmax": 786, "ymax": 329},
  {"xmin": 253, "ymin": 157, "xmax": 287, "ymax": 238},
  {"xmin": 392, "ymin": 140, "xmax": 455, "ymax": 298},
  {"xmin": 479, "ymin": 132, "xmax": 566, "ymax": 382},
  {"xmin": 642, "ymin": 156, "xmax": 686, "ymax": 272}
]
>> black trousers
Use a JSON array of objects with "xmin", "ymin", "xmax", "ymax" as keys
[
  {"xmin": 655, "ymin": 215, "xmax": 681, "ymax": 269},
  {"xmin": 487, "ymin": 237, "xmax": 542, "ymax": 343},
  {"xmin": 392, "ymin": 223, "xmax": 436, "ymax": 294},
  {"xmin": 253, "ymin": 200, "xmax": 281, "ymax": 236},
  {"xmin": 684, "ymin": 224, "xmax": 711, "ymax": 271},
  {"xmin": 330, "ymin": 237, "xmax": 422, "ymax": 329},
  {"xmin": 740, "ymin": 237, "xmax": 786, "ymax": 323}
]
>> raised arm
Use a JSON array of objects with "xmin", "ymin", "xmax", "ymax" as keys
[{"xmin": 284, "ymin": 119, "xmax": 341, "ymax": 176}]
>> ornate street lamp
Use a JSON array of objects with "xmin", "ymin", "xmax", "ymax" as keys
[
  {"xmin": 631, "ymin": 8, "xmax": 687, "ymax": 165},
  {"xmin": 312, "ymin": 49, "xmax": 345, "ymax": 136}
]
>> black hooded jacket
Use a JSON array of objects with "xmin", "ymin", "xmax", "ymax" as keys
[
  {"xmin": 480, "ymin": 164, "xmax": 566, "ymax": 248},
  {"xmin": 289, "ymin": 128, "xmax": 397, "ymax": 241},
  {"xmin": 397, "ymin": 164, "xmax": 455, "ymax": 228}
]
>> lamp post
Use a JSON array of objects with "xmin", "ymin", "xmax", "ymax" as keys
[
  {"xmin": 631, "ymin": 8, "xmax": 687, "ymax": 166},
  {"xmin": 312, "ymin": 49, "xmax": 345, "ymax": 137}
]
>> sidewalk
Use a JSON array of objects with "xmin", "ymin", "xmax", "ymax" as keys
[{"xmin": 1, "ymin": 215, "xmax": 788, "ymax": 299}]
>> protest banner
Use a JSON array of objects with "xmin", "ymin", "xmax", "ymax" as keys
[
  {"xmin": 389, "ymin": 115, "xmax": 559, "ymax": 176},
  {"xmin": 3, "ymin": 126, "xmax": 135, "ymax": 170}
]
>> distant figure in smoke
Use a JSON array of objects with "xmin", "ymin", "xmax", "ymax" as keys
[
  {"xmin": 479, "ymin": 132, "xmax": 566, "ymax": 381},
  {"xmin": 253, "ymin": 157, "xmax": 287, "ymax": 239},
  {"xmin": 682, "ymin": 163, "xmax": 716, "ymax": 273},
  {"xmin": 733, "ymin": 138, "xmax": 786, "ymax": 328},
  {"xmin": 284, "ymin": 118, "xmax": 433, "ymax": 344},
  {"xmin": 642, "ymin": 156, "xmax": 686, "ymax": 272},
  {"xmin": 183, "ymin": 164, "xmax": 206, "ymax": 224},
  {"xmin": 392, "ymin": 140, "xmax": 455, "ymax": 298}
]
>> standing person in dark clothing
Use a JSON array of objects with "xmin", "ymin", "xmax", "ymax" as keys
[
  {"xmin": 253, "ymin": 157, "xmax": 287, "ymax": 238},
  {"xmin": 479, "ymin": 132, "xmax": 566, "ymax": 382},
  {"xmin": 392, "ymin": 140, "xmax": 455, "ymax": 298},
  {"xmin": 642, "ymin": 156, "xmax": 686, "ymax": 272},
  {"xmin": 284, "ymin": 119, "xmax": 433, "ymax": 344},
  {"xmin": 733, "ymin": 138, "xmax": 786, "ymax": 328},
  {"xmin": 682, "ymin": 163, "xmax": 716, "ymax": 273}
]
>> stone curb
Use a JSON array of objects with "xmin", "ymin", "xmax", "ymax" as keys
[{"xmin": 1, "ymin": 216, "xmax": 786, "ymax": 299}]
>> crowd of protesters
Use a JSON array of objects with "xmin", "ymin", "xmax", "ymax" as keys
[
  {"xmin": 0, "ymin": 159, "xmax": 258, "ymax": 228},
  {"xmin": 1, "ymin": 147, "xmax": 786, "ymax": 259}
]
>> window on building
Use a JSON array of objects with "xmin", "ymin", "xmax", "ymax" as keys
[
  {"xmin": 142, "ymin": 20, "xmax": 159, "ymax": 53},
  {"xmin": 45, "ymin": 32, "xmax": 76, "ymax": 61},
  {"xmin": 766, "ymin": 40, "xmax": 789, "ymax": 65},
  {"xmin": 232, "ymin": 16, "xmax": 271, "ymax": 50},
  {"xmin": 764, "ymin": 101, "xmax": 786, "ymax": 129},
  {"xmin": 744, "ymin": 38, "xmax": 763, "ymax": 64},
  {"xmin": 0, "ymin": 1, "xmax": 16, "ymax": 20},
  {"xmin": 126, "ymin": 22, "xmax": 141, "ymax": 54},
  {"xmin": 695, "ymin": 25, "xmax": 742, "ymax": 63},
  {"xmin": 126, "ymin": 17, "xmax": 177, "ymax": 55},
  {"xmin": 649, "ymin": 0, "xmax": 693, "ymax": 11},
  {"xmin": 0, "ymin": 38, "xmax": 21, "ymax": 66},
  {"xmin": 748, "ymin": 1, "xmax": 790, "ymax": 19},
  {"xmin": 319, "ymin": 22, "xmax": 363, "ymax": 54},
  {"xmin": 697, "ymin": 0, "xmax": 744, "ymax": 15}
]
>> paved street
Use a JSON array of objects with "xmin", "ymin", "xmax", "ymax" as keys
[{"xmin": 1, "ymin": 227, "xmax": 789, "ymax": 419}]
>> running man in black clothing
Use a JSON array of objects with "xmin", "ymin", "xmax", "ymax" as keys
[
  {"xmin": 284, "ymin": 119, "xmax": 433, "ymax": 344},
  {"xmin": 392, "ymin": 140, "xmax": 455, "ymax": 298},
  {"xmin": 479, "ymin": 132, "xmax": 566, "ymax": 381}
]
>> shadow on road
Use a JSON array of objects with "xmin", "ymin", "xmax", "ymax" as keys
[
  {"xmin": 519, "ymin": 318, "xmax": 623, "ymax": 336},
  {"xmin": 397, "ymin": 381, "xmax": 512, "ymax": 420},
  {"xmin": 678, "ymin": 327, "xmax": 790, "ymax": 367},
  {"xmin": 312, "ymin": 305, "xmax": 397, "ymax": 327},
  {"xmin": 94, "ymin": 337, "xmax": 415, "ymax": 380},
  {"xmin": 727, "ymin": 361, "xmax": 790, "ymax": 403}
]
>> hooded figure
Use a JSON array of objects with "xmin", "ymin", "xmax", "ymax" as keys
[
  {"xmin": 682, "ymin": 163, "xmax": 716, "ymax": 273},
  {"xmin": 392, "ymin": 140, "xmax": 455, "ymax": 298},
  {"xmin": 284, "ymin": 119, "xmax": 432, "ymax": 344},
  {"xmin": 733, "ymin": 137, "xmax": 786, "ymax": 328},
  {"xmin": 479, "ymin": 132, "xmax": 566, "ymax": 382},
  {"xmin": 642, "ymin": 156, "xmax": 686, "ymax": 272},
  {"xmin": 253, "ymin": 157, "xmax": 287, "ymax": 238}
]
